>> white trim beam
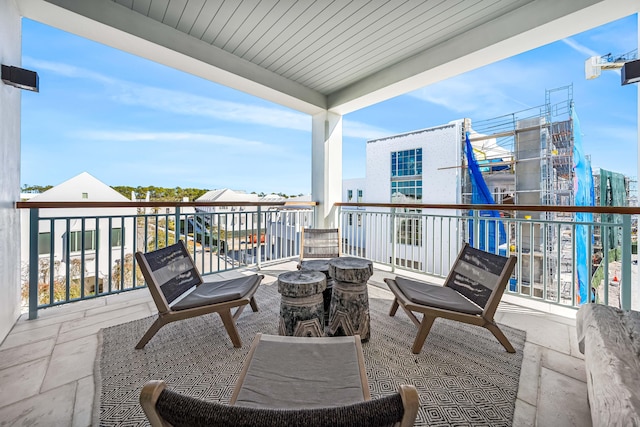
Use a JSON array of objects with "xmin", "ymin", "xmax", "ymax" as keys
[
  {"xmin": 328, "ymin": 0, "xmax": 640, "ymax": 114},
  {"xmin": 19, "ymin": 0, "xmax": 327, "ymax": 115}
]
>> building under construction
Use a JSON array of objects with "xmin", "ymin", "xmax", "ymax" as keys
[{"xmin": 462, "ymin": 85, "xmax": 633, "ymax": 303}]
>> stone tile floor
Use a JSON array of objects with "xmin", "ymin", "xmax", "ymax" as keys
[{"xmin": 0, "ymin": 261, "xmax": 591, "ymax": 426}]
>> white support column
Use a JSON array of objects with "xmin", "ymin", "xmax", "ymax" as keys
[
  {"xmin": 0, "ymin": 0, "xmax": 23, "ymax": 341},
  {"xmin": 311, "ymin": 111, "xmax": 343, "ymax": 228}
]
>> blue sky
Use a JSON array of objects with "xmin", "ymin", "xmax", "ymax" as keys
[{"xmin": 21, "ymin": 14, "xmax": 638, "ymax": 196}]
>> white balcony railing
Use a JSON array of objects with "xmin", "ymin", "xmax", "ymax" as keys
[{"xmin": 18, "ymin": 200, "xmax": 638, "ymax": 319}]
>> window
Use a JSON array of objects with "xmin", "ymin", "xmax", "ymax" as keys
[
  {"xmin": 391, "ymin": 148, "xmax": 422, "ymax": 177},
  {"xmin": 82, "ymin": 192, "xmax": 88, "ymax": 199},
  {"xmin": 391, "ymin": 180, "xmax": 422, "ymax": 203},
  {"xmin": 391, "ymin": 149, "xmax": 423, "ymax": 205},
  {"xmin": 110, "ymin": 228, "xmax": 123, "ymax": 247},
  {"xmin": 38, "ymin": 232, "xmax": 51, "ymax": 255},
  {"xmin": 69, "ymin": 230, "xmax": 96, "ymax": 252},
  {"xmin": 347, "ymin": 190, "xmax": 353, "ymax": 202},
  {"xmin": 348, "ymin": 213, "xmax": 353, "ymax": 226},
  {"xmin": 357, "ymin": 190, "xmax": 363, "ymax": 203},
  {"xmin": 397, "ymin": 217, "xmax": 423, "ymax": 246},
  {"xmin": 357, "ymin": 214, "xmax": 362, "ymax": 227}
]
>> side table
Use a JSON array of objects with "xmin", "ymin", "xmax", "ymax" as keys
[
  {"xmin": 327, "ymin": 257, "xmax": 373, "ymax": 341},
  {"xmin": 298, "ymin": 259, "xmax": 334, "ymax": 325},
  {"xmin": 277, "ymin": 270, "xmax": 326, "ymax": 337}
]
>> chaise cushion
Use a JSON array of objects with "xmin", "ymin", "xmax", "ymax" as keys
[
  {"xmin": 234, "ymin": 335, "xmax": 366, "ymax": 409},
  {"xmin": 394, "ymin": 277, "xmax": 483, "ymax": 315},
  {"xmin": 172, "ymin": 275, "xmax": 259, "ymax": 311}
]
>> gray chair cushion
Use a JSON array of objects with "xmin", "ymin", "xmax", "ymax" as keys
[
  {"xmin": 234, "ymin": 335, "xmax": 365, "ymax": 409},
  {"xmin": 172, "ymin": 275, "xmax": 259, "ymax": 311},
  {"xmin": 394, "ymin": 277, "xmax": 483, "ymax": 315}
]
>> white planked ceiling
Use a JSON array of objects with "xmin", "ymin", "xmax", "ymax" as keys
[
  {"xmin": 19, "ymin": 0, "xmax": 639, "ymax": 114},
  {"xmin": 111, "ymin": 0, "xmax": 531, "ymax": 94}
]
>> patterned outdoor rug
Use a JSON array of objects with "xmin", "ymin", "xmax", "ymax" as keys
[{"xmin": 94, "ymin": 282, "xmax": 526, "ymax": 426}]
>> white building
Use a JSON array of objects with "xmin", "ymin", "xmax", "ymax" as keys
[
  {"xmin": 20, "ymin": 172, "xmax": 137, "ymax": 294},
  {"xmin": 342, "ymin": 178, "xmax": 367, "ymax": 255},
  {"xmin": 344, "ymin": 121, "xmax": 465, "ymax": 273},
  {"xmin": 195, "ymin": 188, "xmax": 260, "ymax": 230},
  {"xmin": 195, "ymin": 189, "xmax": 314, "ymax": 262}
]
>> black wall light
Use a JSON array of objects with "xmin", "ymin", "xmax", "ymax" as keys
[
  {"xmin": 1, "ymin": 65, "xmax": 39, "ymax": 92},
  {"xmin": 622, "ymin": 59, "xmax": 640, "ymax": 86}
]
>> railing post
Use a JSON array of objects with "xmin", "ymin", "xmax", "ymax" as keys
[
  {"xmin": 175, "ymin": 206, "xmax": 181, "ymax": 243},
  {"xmin": 391, "ymin": 207, "xmax": 397, "ymax": 273},
  {"xmin": 336, "ymin": 206, "xmax": 342, "ymax": 254},
  {"xmin": 28, "ymin": 208, "xmax": 40, "ymax": 320},
  {"xmin": 473, "ymin": 210, "xmax": 480, "ymax": 249},
  {"xmin": 256, "ymin": 206, "xmax": 262, "ymax": 270},
  {"xmin": 621, "ymin": 214, "xmax": 632, "ymax": 310}
]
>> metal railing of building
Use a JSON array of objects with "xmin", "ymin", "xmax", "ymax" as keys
[
  {"xmin": 17, "ymin": 201, "xmax": 316, "ymax": 319},
  {"xmin": 338, "ymin": 203, "xmax": 637, "ymax": 311}
]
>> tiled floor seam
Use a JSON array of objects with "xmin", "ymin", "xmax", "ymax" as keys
[{"xmin": 37, "ymin": 318, "xmax": 68, "ymax": 395}]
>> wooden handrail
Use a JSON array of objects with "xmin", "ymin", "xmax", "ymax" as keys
[
  {"xmin": 14, "ymin": 200, "xmax": 640, "ymax": 215},
  {"xmin": 336, "ymin": 202, "xmax": 640, "ymax": 215},
  {"xmin": 15, "ymin": 201, "xmax": 318, "ymax": 209}
]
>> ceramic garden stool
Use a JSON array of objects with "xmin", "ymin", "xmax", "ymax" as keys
[
  {"xmin": 327, "ymin": 257, "xmax": 373, "ymax": 341},
  {"xmin": 277, "ymin": 270, "xmax": 326, "ymax": 337},
  {"xmin": 299, "ymin": 259, "xmax": 334, "ymax": 325}
]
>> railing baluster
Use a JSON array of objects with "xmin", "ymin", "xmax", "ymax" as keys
[
  {"xmin": 108, "ymin": 217, "xmax": 113, "ymax": 293},
  {"xmin": 621, "ymin": 214, "xmax": 632, "ymax": 310},
  {"xmin": 28, "ymin": 208, "xmax": 40, "ymax": 319}
]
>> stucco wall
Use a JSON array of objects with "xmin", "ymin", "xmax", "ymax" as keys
[
  {"xmin": 364, "ymin": 121, "xmax": 464, "ymax": 274},
  {"xmin": 0, "ymin": 0, "xmax": 22, "ymax": 342}
]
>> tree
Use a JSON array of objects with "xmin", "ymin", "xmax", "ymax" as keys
[
  {"xmin": 20, "ymin": 258, "xmax": 84, "ymax": 307},
  {"xmin": 21, "ymin": 184, "xmax": 53, "ymax": 193},
  {"xmin": 112, "ymin": 185, "xmax": 208, "ymax": 201},
  {"xmin": 110, "ymin": 253, "xmax": 145, "ymax": 290}
]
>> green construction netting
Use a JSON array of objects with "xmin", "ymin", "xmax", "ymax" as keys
[{"xmin": 600, "ymin": 168, "xmax": 627, "ymax": 250}]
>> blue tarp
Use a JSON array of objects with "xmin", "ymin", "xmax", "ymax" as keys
[
  {"xmin": 465, "ymin": 132, "xmax": 506, "ymax": 254},
  {"xmin": 572, "ymin": 108, "xmax": 594, "ymax": 305}
]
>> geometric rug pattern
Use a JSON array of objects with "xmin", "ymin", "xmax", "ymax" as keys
[{"xmin": 95, "ymin": 282, "xmax": 525, "ymax": 426}]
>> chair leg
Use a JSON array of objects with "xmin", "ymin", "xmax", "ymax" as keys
[
  {"xmin": 219, "ymin": 309, "xmax": 242, "ymax": 348},
  {"xmin": 485, "ymin": 322, "xmax": 516, "ymax": 353},
  {"xmin": 135, "ymin": 317, "xmax": 166, "ymax": 349},
  {"xmin": 389, "ymin": 298, "xmax": 399, "ymax": 317},
  {"xmin": 412, "ymin": 315, "xmax": 436, "ymax": 354},
  {"xmin": 232, "ymin": 305, "xmax": 246, "ymax": 320},
  {"xmin": 249, "ymin": 297, "xmax": 259, "ymax": 312}
]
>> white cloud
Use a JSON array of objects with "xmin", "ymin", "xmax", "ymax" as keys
[
  {"xmin": 342, "ymin": 121, "xmax": 391, "ymax": 139},
  {"xmin": 25, "ymin": 58, "xmax": 394, "ymax": 139},
  {"xmin": 561, "ymin": 38, "xmax": 599, "ymax": 58},
  {"xmin": 76, "ymin": 130, "xmax": 269, "ymax": 148},
  {"xmin": 25, "ymin": 57, "xmax": 310, "ymax": 130},
  {"xmin": 24, "ymin": 57, "xmax": 117, "ymax": 84},
  {"xmin": 112, "ymin": 85, "xmax": 311, "ymax": 131},
  {"xmin": 407, "ymin": 61, "xmax": 544, "ymax": 118}
]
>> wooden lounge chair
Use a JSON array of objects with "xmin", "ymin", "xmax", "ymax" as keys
[
  {"xmin": 297, "ymin": 228, "xmax": 341, "ymax": 323},
  {"xmin": 134, "ymin": 240, "xmax": 263, "ymax": 349},
  {"xmin": 385, "ymin": 243, "xmax": 517, "ymax": 354},
  {"xmin": 140, "ymin": 333, "xmax": 419, "ymax": 427},
  {"xmin": 298, "ymin": 228, "xmax": 340, "ymax": 267}
]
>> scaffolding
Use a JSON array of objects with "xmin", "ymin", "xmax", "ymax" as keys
[
  {"xmin": 463, "ymin": 85, "xmax": 575, "ymax": 213},
  {"xmin": 463, "ymin": 85, "xmax": 577, "ymax": 300}
]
